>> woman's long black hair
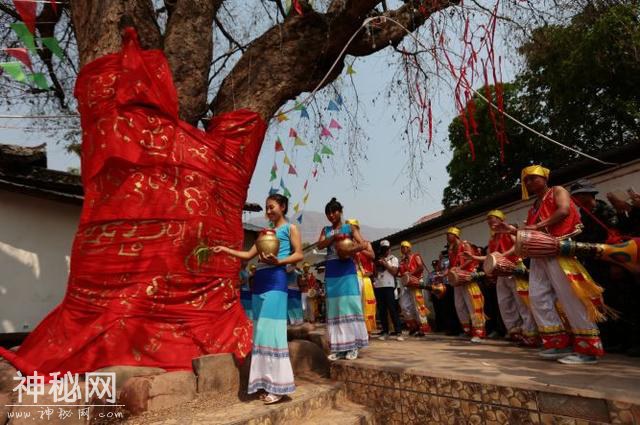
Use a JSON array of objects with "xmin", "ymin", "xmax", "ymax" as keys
[{"xmin": 325, "ymin": 197, "xmax": 343, "ymax": 214}]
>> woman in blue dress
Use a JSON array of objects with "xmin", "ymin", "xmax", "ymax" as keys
[
  {"xmin": 317, "ymin": 198, "xmax": 369, "ymax": 360},
  {"xmin": 213, "ymin": 194, "xmax": 303, "ymax": 404}
]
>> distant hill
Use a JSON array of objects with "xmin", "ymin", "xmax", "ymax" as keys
[{"xmin": 248, "ymin": 210, "xmax": 399, "ymax": 244}]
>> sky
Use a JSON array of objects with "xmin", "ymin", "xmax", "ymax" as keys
[{"xmin": 0, "ymin": 6, "xmax": 519, "ymax": 230}]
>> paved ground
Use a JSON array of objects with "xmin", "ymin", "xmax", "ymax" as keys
[{"xmin": 345, "ymin": 334, "xmax": 640, "ymax": 404}]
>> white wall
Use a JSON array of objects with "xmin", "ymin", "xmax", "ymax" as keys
[
  {"xmin": 0, "ymin": 190, "xmax": 259, "ymax": 335},
  {"xmin": 393, "ymin": 159, "xmax": 640, "ymax": 265},
  {"xmin": 0, "ymin": 191, "xmax": 79, "ymax": 334}
]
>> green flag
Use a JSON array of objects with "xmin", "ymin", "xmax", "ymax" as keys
[
  {"xmin": 321, "ymin": 145, "xmax": 334, "ymax": 155},
  {"xmin": 313, "ymin": 152, "xmax": 322, "ymax": 163},
  {"xmin": 41, "ymin": 37, "xmax": 65, "ymax": 59},
  {"xmin": 283, "ymin": 187, "xmax": 292, "ymax": 198},
  {"xmin": 28, "ymin": 73, "xmax": 49, "ymax": 89},
  {"xmin": 270, "ymin": 169, "xmax": 277, "ymax": 182},
  {"xmin": 11, "ymin": 23, "xmax": 36, "ymax": 52},
  {"xmin": 0, "ymin": 62, "xmax": 26, "ymax": 82}
]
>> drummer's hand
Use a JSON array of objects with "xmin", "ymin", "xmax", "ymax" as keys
[
  {"xmin": 462, "ymin": 251, "xmax": 473, "ymax": 260},
  {"xmin": 211, "ymin": 246, "xmax": 226, "ymax": 254},
  {"xmin": 522, "ymin": 224, "xmax": 538, "ymax": 231}
]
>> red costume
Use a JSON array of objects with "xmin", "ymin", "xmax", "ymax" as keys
[
  {"xmin": 0, "ymin": 28, "xmax": 265, "ymax": 376},
  {"xmin": 526, "ymin": 189, "xmax": 582, "ymax": 237}
]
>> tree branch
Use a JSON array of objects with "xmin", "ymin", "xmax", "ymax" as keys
[
  {"xmin": 0, "ymin": 3, "xmax": 21, "ymax": 21},
  {"xmin": 36, "ymin": 2, "xmax": 68, "ymax": 109},
  {"xmin": 347, "ymin": 0, "xmax": 460, "ymax": 57},
  {"xmin": 163, "ymin": 0, "xmax": 223, "ymax": 125}
]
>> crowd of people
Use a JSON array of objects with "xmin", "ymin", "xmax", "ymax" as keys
[{"xmin": 224, "ymin": 165, "xmax": 640, "ymax": 404}]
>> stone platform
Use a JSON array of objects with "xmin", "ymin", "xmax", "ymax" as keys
[{"xmin": 330, "ymin": 335, "xmax": 640, "ymax": 425}]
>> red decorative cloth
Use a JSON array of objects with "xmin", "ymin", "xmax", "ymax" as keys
[{"xmin": 0, "ymin": 28, "xmax": 266, "ymax": 376}]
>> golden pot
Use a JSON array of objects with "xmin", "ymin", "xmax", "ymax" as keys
[
  {"xmin": 256, "ymin": 229, "xmax": 280, "ymax": 257},
  {"xmin": 335, "ymin": 234, "xmax": 355, "ymax": 259}
]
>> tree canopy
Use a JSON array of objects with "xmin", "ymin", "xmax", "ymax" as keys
[{"xmin": 442, "ymin": 1, "xmax": 640, "ymax": 209}]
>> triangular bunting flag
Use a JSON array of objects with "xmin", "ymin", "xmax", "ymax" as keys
[
  {"xmin": 300, "ymin": 108, "xmax": 310, "ymax": 119},
  {"xmin": 283, "ymin": 187, "xmax": 292, "ymax": 198},
  {"xmin": 4, "ymin": 48, "xmax": 32, "ymax": 71},
  {"xmin": 276, "ymin": 113, "xmax": 289, "ymax": 122},
  {"xmin": 296, "ymin": 213, "xmax": 303, "ymax": 224},
  {"xmin": 294, "ymin": 136, "xmax": 306, "ymax": 147},
  {"xmin": 321, "ymin": 145, "xmax": 334, "ymax": 155},
  {"xmin": 0, "ymin": 62, "xmax": 26, "ymax": 82},
  {"xmin": 10, "ymin": 23, "xmax": 36, "ymax": 52},
  {"xmin": 288, "ymin": 128, "xmax": 297, "ymax": 138},
  {"xmin": 346, "ymin": 64, "xmax": 356, "ymax": 75},
  {"xmin": 294, "ymin": 101, "xmax": 304, "ymax": 111},
  {"xmin": 312, "ymin": 153, "xmax": 322, "ymax": 164},
  {"xmin": 329, "ymin": 119, "xmax": 342, "ymax": 130},
  {"xmin": 303, "ymin": 180, "xmax": 308, "ymax": 190},
  {"xmin": 41, "ymin": 37, "xmax": 65, "ymax": 59},
  {"xmin": 279, "ymin": 177, "xmax": 286, "ymax": 189},
  {"xmin": 269, "ymin": 187, "xmax": 279, "ymax": 195},
  {"xmin": 293, "ymin": 203, "xmax": 300, "ymax": 213},
  {"xmin": 13, "ymin": 0, "xmax": 36, "ymax": 35},
  {"xmin": 335, "ymin": 94, "xmax": 344, "ymax": 106},
  {"xmin": 320, "ymin": 126, "xmax": 333, "ymax": 138},
  {"xmin": 270, "ymin": 169, "xmax": 277, "ymax": 182},
  {"xmin": 327, "ymin": 100, "xmax": 340, "ymax": 111},
  {"xmin": 303, "ymin": 193, "xmax": 309, "ymax": 204},
  {"xmin": 275, "ymin": 138, "xmax": 284, "ymax": 152},
  {"xmin": 288, "ymin": 164, "xmax": 297, "ymax": 176},
  {"xmin": 283, "ymin": 154, "xmax": 291, "ymax": 166},
  {"xmin": 28, "ymin": 73, "xmax": 49, "ymax": 90},
  {"xmin": 312, "ymin": 168, "xmax": 318, "ymax": 178}
]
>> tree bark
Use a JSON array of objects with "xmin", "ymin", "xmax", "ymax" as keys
[
  {"xmin": 163, "ymin": 0, "xmax": 223, "ymax": 125},
  {"xmin": 69, "ymin": 0, "xmax": 161, "ymax": 68}
]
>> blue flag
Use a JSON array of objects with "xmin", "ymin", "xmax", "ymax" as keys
[
  {"xmin": 269, "ymin": 187, "xmax": 279, "ymax": 195},
  {"xmin": 335, "ymin": 94, "xmax": 344, "ymax": 106},
  {"xmin": 300, "ymin": 108, "xmax": 310, "ymax": 119},
  {"xmin": 327, "ymin": 100, "xmax": 340, "ymax": 111},
  {"xmin": 296, "ymin": 213, "xmax": 303, "ymax": 224}
]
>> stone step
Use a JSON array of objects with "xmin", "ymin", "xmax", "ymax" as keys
[
  {"xmin": 124, "ymin": 376, "xmax": 371, "ymax": 425},
  {"xmin": 281, "ymin": 399, "xmax": 374, "ymax": 425}
]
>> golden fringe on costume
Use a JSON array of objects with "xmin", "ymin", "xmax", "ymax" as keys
[
  {"xmin": 556, "ymin": 256, "xmax": 618, "ymax": 322},
  {"xmin": 467, "ymin": 282, "xmax": 486, "ymax": 322}
]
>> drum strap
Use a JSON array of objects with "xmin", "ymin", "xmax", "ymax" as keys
[{"xmin": 571, "ymin": 196, "xmax": 627, "ymax": 244}]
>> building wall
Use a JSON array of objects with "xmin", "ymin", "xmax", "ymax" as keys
[
  {"xmin": 0, "ymin": 190, "xmax": 258, "ymax": 335},
  {"xmin": 391, "ymin": 159, "xmax": 640, "ymax": 264}
]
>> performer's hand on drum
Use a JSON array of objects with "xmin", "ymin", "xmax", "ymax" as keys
[{"xmin": 211, "ymin": 246, "xmax": 227, "ymax": 254}]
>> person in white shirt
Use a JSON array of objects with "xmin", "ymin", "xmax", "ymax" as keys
[{"xmin": 374, "ymin": 240, "xmax": 404, "ymax": 341}]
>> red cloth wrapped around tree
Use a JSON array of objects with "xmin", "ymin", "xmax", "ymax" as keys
[{"xmin": 0, "ymin": 28, "xmax": 266, "ymax": 376}]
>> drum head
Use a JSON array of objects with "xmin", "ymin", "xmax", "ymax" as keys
[{"xmin": 483, "ymin": 253, "xmax": 498, "ymax": 275}]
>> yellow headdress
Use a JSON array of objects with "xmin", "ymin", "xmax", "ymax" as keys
[
  {"xmin": 446, "ymin": 227, "xmax": 461, "ymax": 237},
  {"xmin": 521, "ymin": 165, "xmax": 550, "ymax": 200},
  {"xmin": 346, "ymin": 218, "xmax": 360, "ymax": 228},
  {"xmin": 487, "ymin": 209, "xmax": 505, "ymax": 221},
  {"xmin": 400, "ymin": 241, "xmax": 412, "ymax": 248}
]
